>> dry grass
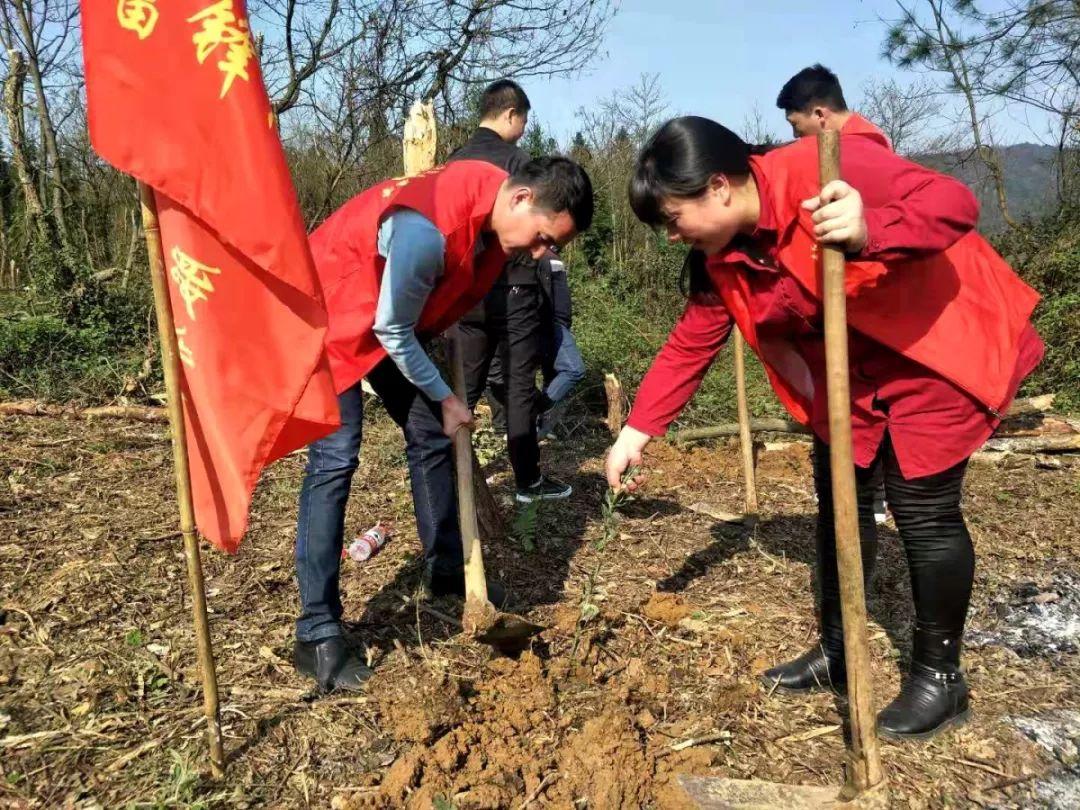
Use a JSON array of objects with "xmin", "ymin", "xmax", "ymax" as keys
[{"xmin": 1, "ymin": 408, "xmax": 1078, "ymax": 808}]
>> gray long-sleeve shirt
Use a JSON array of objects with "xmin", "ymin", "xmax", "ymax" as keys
[{"xmin": 371, "ymin": 209, "xmax": 452, "ymax": 401}]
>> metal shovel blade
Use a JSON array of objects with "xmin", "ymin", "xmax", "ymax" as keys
[{"xmin": 474, "ymin": 613, "xmax": 544, "ymax": 653}]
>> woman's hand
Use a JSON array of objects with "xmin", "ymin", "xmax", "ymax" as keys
[
  {"xmin": 605, "ymin": 426, "xmax": 651, "ymax": 491},
  {"xmin": 801, "ymin": 180, "xmax": 868, "ymax": 254}
]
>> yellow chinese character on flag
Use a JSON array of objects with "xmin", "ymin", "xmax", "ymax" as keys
[
  {"xmin": 187, "ymin": 1, "xmax": 256, "ymax": 99},
  {"xmin": 176, "ymin": 327, "xmax": 196, "ymax": 368},
  {"xmin": 117, "ymin": 0, "xmax": 158, "ymax": 39},
  {"xmin": 170, "ymin": 246, "xmax": 222, "ymax": 321}
]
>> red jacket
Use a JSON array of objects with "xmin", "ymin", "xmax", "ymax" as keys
[
  {"xmin": 628, "ymin": 136, "xmax": 1042, "ymax": 467},
  {"xmin": 309, "ymin": 161, "xmax": 508, "ymax": 393},
  {"xmin": 841, "ymin": 111, "xmax": 891, "ymax": 149},
  {"xmin": 725, "ymin": 136, "xmax": 1039, "ymax": 423}
]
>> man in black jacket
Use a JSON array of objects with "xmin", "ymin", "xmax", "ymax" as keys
[
  {"xmin": 535, "ymin": 247, "xmax": 586, "ymax": 439},
  {"xmin": 449, "ymin": 79, "xmax": 572, "ymax": 503}
]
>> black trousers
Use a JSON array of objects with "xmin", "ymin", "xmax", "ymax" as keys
[
  {"xmin": 813, "ymin": 435, "xmax": 974, "ymax": 668},
  {"xmin": 457, "ymin": 284, "xmax": 542, "ymax": 489}
]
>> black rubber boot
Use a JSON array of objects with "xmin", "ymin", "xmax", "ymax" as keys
[
  {"xmin": 761, "ymin": 496, "xmax": 877, "ymax": 696},
  {"xmin": 761, "ymin": 642, "xmax": 846, "ymax": 694},
  {"xmin": 762, "ymin": 590, "xmax": 848, "ymax": 694},
  {"xmin": 878, "ymin": 630, "xmax": 970, "ymax": 741},
  {"xmin": 293, "ymin": 636, "xmax": 373, "ymax": 693}
]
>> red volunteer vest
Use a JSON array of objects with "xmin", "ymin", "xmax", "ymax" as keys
[
  {"xmin": 310, "ymin": 160, "xmax": 508, "ymax": 393},
  {"xmin": 707, "ymin": 136, "xmax": 1039, "ymax": 424}
]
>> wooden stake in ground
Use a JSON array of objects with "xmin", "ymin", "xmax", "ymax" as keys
[
  {"xmin": 138, "ymin": 182, "xmax": 225, "ymax": 779},
  {"xmin": 818, "ymin": 129, "xmax": 885, "ymax": 798},
  {"xmin": 732, "ymin": 329, "xmax": 758, "ymax": 517},
  {"xmin": 604, "ymin": 372, "xmax": 624, "ymax": 436}
]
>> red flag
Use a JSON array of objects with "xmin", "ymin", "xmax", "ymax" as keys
[{"xmin": 81, "ymin": 1, "xmax": 340, "ymax": 551}]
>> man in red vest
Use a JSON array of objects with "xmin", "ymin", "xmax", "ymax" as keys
[
  {"xmin": 777, "ymin": 65, "xmax": 893, "ymax": 524},
  {"xmin": 776, "ymin": 64, "xmax": 892, "ymax": 148},
  {"xmin": 294, "ymin": 157, "xmax": 593, "ymax": 692}
]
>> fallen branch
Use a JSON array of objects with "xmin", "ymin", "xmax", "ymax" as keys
[
  {"xmin": 939, "ymin": 755, "xmax": 1012, "ymax": 779},
  {"xmin": 104, "ymin": 736, "xmax": 166, "ymax": 774},
  {"xmin": 518, "ymin": 772, "xmax": 558, "ymax": 809},
  {"xmin": 0, "ymin": 400, "xmax": 167, "ymax": 422},
  {"xmin": 672, "ymin": 418, "xmax": 808, "ymax": 443},
  {"xmin": 670, "ymin": 394, "xmax": 1074, "ymax": 450},
  {"xmin": 83, "ymin": 405, "xmax": 167, "ymax": 423},
  {"xmin": 775, "ymin": 724, "xmax": 841, "ymax": 745},
  {"xmin": 0, "ymin": 729, "xmax": 68, "ymax": 748},
  {"xmin": 669, "ymin": 730, "xmax": 733, "ymax": 751},
  {"xmin": 982, "ymin": 435, "xmax": 1080, "ymax": 454},
  {"xmin": 687, "ymin": 502, "xmax": 744, "ymax": 523}
]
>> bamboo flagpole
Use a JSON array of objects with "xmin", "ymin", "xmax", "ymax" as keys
[
  {"xmin": 732, "ymin": 329, "xmax": 758, "ymax": 518},
  {"xmin": 138, "ymin": 182, "xmax": 225, "ymax": 779},
  {"xmin": 818, "ymin": 130, "xmax": 885, "ymax": 798}
]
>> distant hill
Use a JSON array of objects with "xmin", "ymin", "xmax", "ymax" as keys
[{"xmin": 917, "ymin": 143, "xmax": 1061, "ymax": 233}]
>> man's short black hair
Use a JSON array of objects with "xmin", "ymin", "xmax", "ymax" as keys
[
  {"xmin": 776, "ymin": 64, "xmax": 848, "ymax": 113},
  {"xmin": 479, "ymin": 79, "xmax": 531, "ymax": 120},
  {"xmin": 509, "ymin": 156, "xmax": 593, "ymax": 233}
]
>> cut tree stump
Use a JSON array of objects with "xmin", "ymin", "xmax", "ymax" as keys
[{"xmin": 604, "ymin": 373, "xmax": 624, "ymax": 436}]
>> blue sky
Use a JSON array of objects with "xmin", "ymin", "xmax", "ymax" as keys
[{"xmin": 525, "ymin": 0, "xmax": 1055, "ymax": 146}]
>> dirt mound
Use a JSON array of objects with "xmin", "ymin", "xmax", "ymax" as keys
[
  {"xmin": 553, "ymin": 707, "xmax": 653, "ymax": 807},
  {"xmin": 344, "ymin": 650, "xmax": 707, "ymax": 809},
  {"xmin": 374, "ymin": 672, "xmax": 467, "ymax": 744},
  {"xmin": 643, "ymin": 591, "xmax": 694, "ymax": 626}
]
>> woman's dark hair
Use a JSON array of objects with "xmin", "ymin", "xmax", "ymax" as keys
[
  {"xmin": 629, "ymin": 116, "xmax": 770, "ymax": 297},
  {"xmin": 679, "ymin": 249, "xmax": 711, "ymax": 298},
  {"xmin": 629, "ymin": 116, "xmax": 766, "ymax": 227}
]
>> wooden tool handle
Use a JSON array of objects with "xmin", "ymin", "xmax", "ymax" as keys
[
  {"xmin": 447, "ymin": 335, "xmax": 489, "ymax": 603},
  {"xmin": 818, "ymin": 130, "xmax": 885, "ymax": 794}
]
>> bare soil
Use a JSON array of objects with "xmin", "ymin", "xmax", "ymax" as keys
[{"xmin": 1, "ymin": 407, "xmax": 1079, "ymax": 808}]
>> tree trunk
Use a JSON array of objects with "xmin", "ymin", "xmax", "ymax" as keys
[
  {"xmin": 0, "ymin": 162, "xmax": 8, "ymax": 283},
  {"xmin": 3, "ymin": 48, "xmax": 44, "ymax": 229},
  {"xmin": 12, "ymin": 0, "xmax": 69, "ymax": 245},
  {"xmin": 929, "ymin": 0, "xmax": 1018, "ymax": 230}
]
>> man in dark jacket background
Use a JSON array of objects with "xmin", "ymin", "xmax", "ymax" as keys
[{"xmin": 449, "ymin": 79, "xmax": 573, "ymax": 503}]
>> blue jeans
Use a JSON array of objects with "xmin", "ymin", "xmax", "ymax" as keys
[
  {"xmin": 542, "ymin": 323, "xmax": 586, "ymax": 406},
  {"xmin": 294, "ymin": 357, "xmax": 463, "ymax": 642}
]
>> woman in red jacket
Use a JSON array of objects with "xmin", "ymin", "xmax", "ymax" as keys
[{"xmin": 606, "ymin": 116, "xmax": 1043, "ymax": 741}]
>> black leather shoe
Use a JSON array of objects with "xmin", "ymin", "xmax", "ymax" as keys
[
  {"xmin": 422, "ymin": 569, "xmax": 515, "ymax": 610},
  {"xmin": 760, "ymin": 644, "xmax": 846, "ymax": 694},
  {"xmin": 877, "ymin": 662, "xmax": 970, "ymax": 741},
  {"xmin": 293, "ymin": 637, "xmax": 373, "ymax": 693}
]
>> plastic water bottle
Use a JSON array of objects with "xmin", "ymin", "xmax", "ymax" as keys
[{"xmin": 344, "ymin": 523, "xmax": 391, "ymax": 562}]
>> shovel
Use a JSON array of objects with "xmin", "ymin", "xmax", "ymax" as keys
[
  {"xmin": 446, "ymin": 334, "xmax": 543, "ymax": 653},
  {"xmin": 678, "ymin": 130, "xmax": 888, "ymax": 808}
]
